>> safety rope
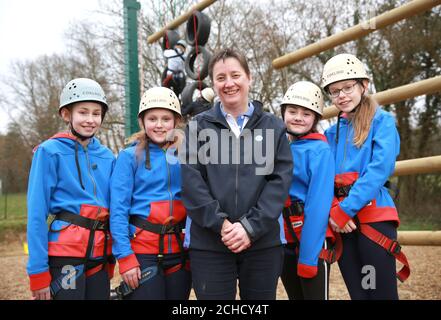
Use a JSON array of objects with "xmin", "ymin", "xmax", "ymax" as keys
[
  {"xmin": 163, "ymin": 1, "xmax": 170, "ymax": 49},
  {"xmin": 193, "ymin": 12, "xmax": 202, "ymax": 97}
]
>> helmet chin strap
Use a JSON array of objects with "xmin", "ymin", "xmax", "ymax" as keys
[
  {"xmin": 70, "ymin": 122, "xmax": 94, "ymax": 141},
  {"xmin": 287, "ymin": 129, "xmax": 310, "ymax": 141}
]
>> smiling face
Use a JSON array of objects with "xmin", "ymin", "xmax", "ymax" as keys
[
  {"xmin": 284, "ymin": 105, "xmax": 317, "ymax": 135},
  {"xmin": 212, "ymin": 57, "xmax": 252, "ymax": 113},
  {"xmin": 142, "ymin": 108, "xmax": 176, "ymax": 147},
  {"xmin": 62, "ymin": 102, "xmax": 103, "ymax": 138},
  {"xmin": 328, "ymin": 79, "xmax": 368, "ymax": 114}
]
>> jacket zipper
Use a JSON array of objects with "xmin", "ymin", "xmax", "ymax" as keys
[
  {"xmin": 84, "ymin": 145, "xmax": 101, "ymax": 215},
  {"xmin": 84, "ymin": 145, "xmax": 102, "ymax": 259},
  {"xmin": 235, "ymin": 162, "xmax": 239, "ymax": 215},
  {"xmin": 340, "ymin": 121, "xmax": 350, "ymax": 174},
  {"xmin": 165, "ymin": 150, "xmax": 173, "ymax": 254},
  {"xmin": 234, "ymin": 131, "xmax": 241, "ymax": 216}
]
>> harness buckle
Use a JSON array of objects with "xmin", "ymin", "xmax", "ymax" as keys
[
  {"xmin": 92, "ymin": 219, "xmax": 107, "ymax": 231},
  {"xmin": 283, "ymin": 201, "xmax": 304, "ymax": 217},
  {"xmin": 335, "ymin": 184, "xmax": 352, "ymax": 198},
  {"xmin": 388, "ymin": 240, "xmax": 401, "ymax": 255},
  {"xmin": 163, "ymin": 223, "xmax": 179, "ymax": 234},
  {"xmin": 328, "ymin": 249, "xmax": 337, "ymax": 264},
  {"xmin": 293, "ymin": 202, "xmax": 304, "ymax": 215},
  {"xmin": 91, "ymin": 219, "xmax": 100, "ymax": 230},
  {"xmin": 160, "ymin": 224, "xmax": 174, "ymax": 234}
]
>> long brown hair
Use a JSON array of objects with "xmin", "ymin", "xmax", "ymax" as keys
[{"xmin": 352, "ymin": 94, "xmax": 378, "ymax": 147}]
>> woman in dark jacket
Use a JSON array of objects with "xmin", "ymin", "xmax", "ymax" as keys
[{"xmin": 181, "ymin": 48, "xmax": 293, "ymax": 300}]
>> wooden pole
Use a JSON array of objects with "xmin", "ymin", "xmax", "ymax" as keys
[
  {"xmin": 393, "ymin": 155, "xmax": 441, "ymax": 176},
  {"xmin": 398, "ymin": 231, "xmax": 441, "ymax": 246},
  {"xmin": 272, "ymin": 0, "xmax": 441, "ymax": 69},
  {"xmin": 322, "ymin": 75, "xmax": 441, "ymax": 119},
  {"xmin": 147, "ymin": 0, "xmax": 217, "ymax": 44}
]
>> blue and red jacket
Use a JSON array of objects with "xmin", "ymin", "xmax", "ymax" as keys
[
  {"xmin": 284, "ymin": 133, "xmax": 334, "ymax": 278},
  {"xmin": 324, "ymin": 108, "xmax": 400, "ymax": 228},
  {"xmin": 26, "ymin": 133, "xmax": 115, "ymax": 291},
  {"xmin": 110, "ymin": 142, "xmax": 186, "ymax": 275}
]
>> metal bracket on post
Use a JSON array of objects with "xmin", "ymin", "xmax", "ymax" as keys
[{"xmin": 123, "ymin": 0, "xmax": 141, "ymax": 139}]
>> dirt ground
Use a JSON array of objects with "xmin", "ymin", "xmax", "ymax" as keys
[{"xmin": 1, "ymin": 233, "xmax": 440, "ymax": 300}]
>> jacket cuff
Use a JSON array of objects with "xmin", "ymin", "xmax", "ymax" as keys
[
  {"xmin": 214, "ymin": 212, "xmax": 229, "ymax": 234},
  {"xmin": 118, "ymin": 254, "xmax": 140, "ymax": 274},
  {"xmin": 29, "ymin": 270, "xmax": 52, "ymax": 291},
  {"xmin": 239, "ymin": 216, "xmax": 256, "ymax": 241},
  {"xmin": 330, "ymin": 204, "xmax": 352, "ymax": 229},
  {"xmin": 297, "ymin": 263, "xmax": 318, "ymax": 278}
]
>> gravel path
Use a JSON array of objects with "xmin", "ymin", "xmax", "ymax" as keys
[{"xmin": 1, "ymin": 236, "xmax": 439, "ymax": 300}]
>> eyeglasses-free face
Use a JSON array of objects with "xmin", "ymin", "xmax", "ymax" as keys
[
  {"xmin": 212, "ymin": 57, "xmax": 252, "ymax": 113},
  {"xmin": 284, "ymin": 105, "xmax": 317, "ymax": 136}
]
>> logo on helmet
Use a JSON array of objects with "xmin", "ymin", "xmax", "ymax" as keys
[
  {"xmin": 289, "ymin": 95, "xmax": 310, "ymax": 102},
  {"xmin": 82, "ymin": 91, "xmax": 102, "ymax": 97},
  {"xmin": 326, "ymin": 70, "xmax": 345, "ymax": 78}
]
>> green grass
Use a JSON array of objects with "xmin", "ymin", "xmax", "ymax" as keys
[
  {"xmin": 0, "ymin": 193, "xmax": 27, "ymax": 238},
  {"xmin": 0, "ymin": 193, "xmax": 439, "ymax": 239},
  {"xmin": 0, "ymin": 193, "xmax": 27, "ymax": 219},
  {"xmin": 398, "ymin": 217, "xmax": 441, "ymax": 231}
]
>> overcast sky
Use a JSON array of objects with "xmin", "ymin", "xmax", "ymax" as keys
[{"xmin": 0, "ymin": 0, "xmax": 104, "ymax": 133}]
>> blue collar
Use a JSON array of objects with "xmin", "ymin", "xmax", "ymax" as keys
[{"xmin": 220, "ymin": 102, "xmax": 255, "ymax": 120}]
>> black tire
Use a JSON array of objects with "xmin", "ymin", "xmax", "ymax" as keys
[
  {"xmin": 186, "ymin": 11, "xmax": 211, "ymax": 47},
  {"xmin": 161, "ymin": 68, "xmax": 186, "ymax": 96},
  {"xmin": 185, "ymin": 46, "xmax": 212, "ymax": 81},
  {"xmin": 181, "ymin": 81, "xmax": 208, "ymax": 108},
  {"xmin": 161, "ymin": 30, "xmax": 180, "ymax": 50}
]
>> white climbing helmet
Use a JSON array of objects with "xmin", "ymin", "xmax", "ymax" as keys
[
  {"xmin": 176, "ymin": 39, "xmax": 187, "ymax": 49},
  {"xmin": 59, "ymin": 78, "xmax": 108, "ymax": 113},
  {"xmin": 138, "ymin": 87, "xmax": 182, "ymax": 117},
  {"xmin": 321, "ymin": 53, "xmax": 369, "ymax": 91},
  {"xmin": 281, "ymin": 81, "xmax": 324, "ymax": 116},
  {"xmin": 201, "ymin": 87, "xmax": 215, "ymax": 103}
]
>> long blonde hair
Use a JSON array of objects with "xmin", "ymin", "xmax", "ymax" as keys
[{"xmin": 352, "ymin": 94, "xmax": 378, "ymax": 148}]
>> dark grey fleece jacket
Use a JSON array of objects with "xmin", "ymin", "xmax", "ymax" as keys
[{"xmin": 182, "ymin": 100, "xmax": 293, "ymax": 252}]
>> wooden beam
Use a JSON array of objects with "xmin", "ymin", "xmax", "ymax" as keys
[
  {"xmin": 393, "ymin": 155, "xmax": 441, "ymax": 176},
  {"xmin": 147, "ymin": 0, "xmax": 217, "ymax": 44},
  {"xmin": 273, "ymin": 0, "xmax": 441, "ymax": 69},
  {"xmin": 398, "ymin": 231, "xmax": 441, "ymax": 246}
]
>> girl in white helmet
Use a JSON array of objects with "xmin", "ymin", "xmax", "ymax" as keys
[
  {"xmin": 26, "ymin": 78, "xmax": 115, "ymax": 300},
  {"xmin": 110, "ymin": 87, "xmax": 191, "ymax": 300},
  {"xmin": 280, "ymin": 81, "xmax": 339, "ymax": 300},
  {"xmin": 322, "ymin": 54, "xmax": 410, "ymax": 300}
]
